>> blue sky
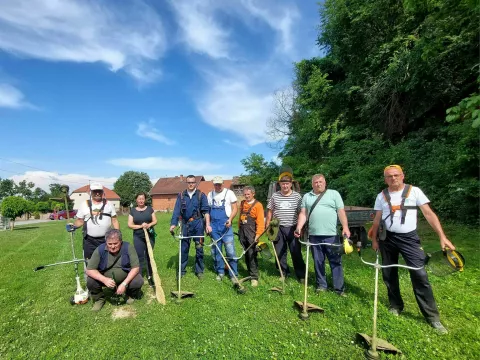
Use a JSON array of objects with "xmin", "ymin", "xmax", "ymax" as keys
[{"xmin": 0, "ymin": 0, "xmax": 321, "ymax": 191}]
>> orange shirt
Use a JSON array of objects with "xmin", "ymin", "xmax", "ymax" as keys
[{"xmin": 238, "ymin": 200, "xmax": 265, "ymax": 238}]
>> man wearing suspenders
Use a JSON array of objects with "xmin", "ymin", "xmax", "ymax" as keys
[
  {"xmin": 370, "ymin": 165, "xmax": 456, "ymax": 334},
  {"xmin": 74, "ymin": 182, "xmax": 119, "ymax": 260}
]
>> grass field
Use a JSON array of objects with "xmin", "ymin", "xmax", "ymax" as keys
[{"xmin": 0, "ymin": 214, "xmax": 479, "ymax": 359}]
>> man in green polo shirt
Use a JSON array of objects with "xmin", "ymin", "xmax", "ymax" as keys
[
  {"xmin": 295, "ymin": 174, "xmax": 350, "ymax": 296},
  {"xmin": 86, "ymin": 229, "xmax": 144, "ymax": 311}
]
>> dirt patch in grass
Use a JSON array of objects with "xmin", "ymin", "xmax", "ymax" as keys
[{"xmin": 111, "ymin": 307, "xmax": 136, "ymax": 320}]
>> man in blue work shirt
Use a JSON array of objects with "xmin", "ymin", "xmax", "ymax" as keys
[{"xmin": 170, "ymin": 175, "xmax": 211, "ymax": 279}]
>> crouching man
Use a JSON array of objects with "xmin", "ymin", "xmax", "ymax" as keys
[{"xmin": 86, "ymin": 229, "xmax": 144, "ymax": 311}]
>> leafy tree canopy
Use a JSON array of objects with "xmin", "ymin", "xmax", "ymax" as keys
[{"xmin": 113, "ymin": 171, "xmax": 153, "ymax": 208}]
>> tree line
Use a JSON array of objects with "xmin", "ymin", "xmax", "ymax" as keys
[{"xmin": 241, "ymin": 0, "xmax": 479, "ymax": 224}]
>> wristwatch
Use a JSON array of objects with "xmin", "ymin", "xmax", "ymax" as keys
[{"xmin": 121, "ymin": 282, "xmax": 128, "ymax": 288}]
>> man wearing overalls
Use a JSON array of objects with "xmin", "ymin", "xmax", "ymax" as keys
[
  {"xmin": 206, "ymin": 176, "xmax": 239, "ymax": 281},
  {"xmin": 170, "ymin": 175, "xmax": 210, "ymax": 279}
]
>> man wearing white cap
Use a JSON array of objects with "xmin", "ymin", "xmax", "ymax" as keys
[
  {"xmin": 206, "ymin": 176, "xmax": 239, "ymax": 281},
  {"xmin": 73, "ymin": 182, "xmax": 120, "ymax": 259}
]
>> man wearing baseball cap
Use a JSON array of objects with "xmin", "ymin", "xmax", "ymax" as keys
[
  {"xmin": 73, "ymin": 182, "xmax": 120, "ymax": 260},
  {"xmin": 206, "ymin": 176, "xmax": 239, "ymax": 281}
]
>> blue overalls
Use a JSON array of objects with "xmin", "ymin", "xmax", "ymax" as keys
[
  {"xmin": 210, "ymin": 190, "xmax": 238, "ymax": 277},
  {"xmin": 170, "ymin": 190, "xmax": 206, "ymax": 276}
]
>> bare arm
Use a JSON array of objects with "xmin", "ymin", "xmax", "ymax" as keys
[
  {"xmin": 128, "ymin": 214, "xmax": 143, "ymax": 230},
  {"xmin": 265, "ymin": 209, "xmax": 273, "ymax": 229},
  {"xmin": 74, "ymin": 217, "xmax": 84, "ymax": 228},
  {"xmin": 226, "ymin": 201, "xmax": 238, "ymax": 227},
  {"xmin": 370, "ymin": 211, "xmax": 382, "ymax": 250},
  {"xmin": 419, "ymin": 204, "xmax": 455, "ymax": 250},
  {"xmin": 337, "ymin": 208, "xmax": 350, "ymax": 238},
  {"xmin": 295, "ymin": 208, "xmax": 307, "ymax": 235},
  {"xmin": 149, "ymin": 211, "xmax": 157, "ymax": 228},
  {"xmin": 111, "ymin": 216, "xmax": 120, "ymax": 230},
  {"xmin": 115, "ymin": 267, "xmax": 140, "ymax": 295}
]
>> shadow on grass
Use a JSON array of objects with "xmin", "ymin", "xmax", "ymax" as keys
[{"xmin": 13, "ymin": 226, "xmax": 40, "ymax": 231}]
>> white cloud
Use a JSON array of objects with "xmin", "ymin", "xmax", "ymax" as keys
[
  {"xmin": 136, "ymin": 120, "xmax": 175, "ymax": 145},
  {"xmin": 9, "ymin": 171, "xmax": 117, "ymax": 192},
  {"xmin": 108, "ymin": 157, "xmax": 221, "ymax": 172},
  {"xmin": 239, "ymin": 0, "xmax": 299, "ymax": 55},
  {"xmin": 203, "ymin": 174, "xmax": 236, "ymax": 181},
  {"xmin": 0, "ymin": 0, "xmax": 166, "ymax": 84},
  {"xmin": 0, "ymin": 83, "xmax": 34, "ymax": 109},
  {"xmin": 169, "ymin": 0, "xmax": 230, "ymax": 59},
  {"xmin": 199, "ymin": 79, "xmax": 272, "ymax": 145}
]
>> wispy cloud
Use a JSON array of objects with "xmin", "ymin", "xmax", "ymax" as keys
[
  {"xmin": 136, "ymin": 120, "xmax": 175, "ymax": 145},
  {"xmin": 0, "ymin": 0, "xmax": 166, "ymax": 84},
  {"xmin": 9, "ymin": 171, "xmax": 117, "ymax": 192},
  {"xmin": 169, "ymin": 0, "xmax": 230, "ymax": 59},
  {"xmin": 108, "ymin": 157, "xmax": 222, "ymax": 172},
  {"xmin": 0, "ymin": 83, "xmax": 34, "ymax": 109},
  {"xmin": 223, "ymin": 139, "xmax": 248, "ymax": 149}
]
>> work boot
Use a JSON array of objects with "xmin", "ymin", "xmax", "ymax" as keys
[
  {"xmin": 196, "ymin": 273, "xmax": 204, "ymax": 280},
  {"xmin": 430, "ymin": 321, "xmax": 448, "ymax": 335},
  {"xmin": 216, "ymin": 274, "xmax": 224, "ymax": 281},
  {"xmin": 315, "ymin": 287, "xmax": 327, "ymax": 294},
  {"xmin": 251, "ymin": 279, "xmax": 258, "ymax": 287},
  {"xmin": 92, "ymin": 298, "xmax": 105, "ymax": 312},
  {"xmin": 147, "ymin": 276, "xmax": 154, "ymax": 287},
  {"xmin": 126, "ymin": 297, "xmax": 135, "ymax": 305},
  {"xmin": 388, "ymin": 308, "xmax": 401, "ymax": 316}
]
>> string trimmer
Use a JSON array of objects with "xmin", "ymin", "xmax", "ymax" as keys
[
  {"xmin": 295, "ymin": 235, "xmax": 353, "ymax": 319},
  {"xmin": 170, "ymin": 223, "xmax": 197, "ymax": 302},
  {"xmin": 206, "ymin": 231, "xmax": 248, "ymax": 294},
  {"xmin": 34, "ymin": 224, "xmax": 89, "ymax": 305}
]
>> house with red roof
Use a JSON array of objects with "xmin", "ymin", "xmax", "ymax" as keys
[
  {"xmin": 150, "ymin": 175, "xmax": 244, "ymax": 212},
  {"xmin": 70, "ymin": 185, "xmax": 121, "ymax": 211}
]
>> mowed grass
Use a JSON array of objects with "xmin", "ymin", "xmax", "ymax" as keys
[{"xmin": 0, "ymin": 214, "xmax": 478, "ymax": 359}]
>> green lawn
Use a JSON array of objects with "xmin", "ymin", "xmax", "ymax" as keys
[{"xmin": 0, "ymin": 214, "xmax": 478, "ymax": 359}]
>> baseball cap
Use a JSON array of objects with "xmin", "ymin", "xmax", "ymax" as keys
[
  {"xmin": 212, "ymin": 176, "xmax": 223, "ymax": 184},
  {"xmin": 90, "ymin": 182, "xmax": 103, "ymax": 191}
]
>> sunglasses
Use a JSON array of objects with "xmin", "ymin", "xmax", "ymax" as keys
[{"xmin": 186, "ymin": 182, "xmax": 196, "ymax": 184}]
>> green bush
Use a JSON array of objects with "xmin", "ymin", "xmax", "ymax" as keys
[{"xmin": 33, "ymin": 211, "xmax": 40, "ymax": 220}]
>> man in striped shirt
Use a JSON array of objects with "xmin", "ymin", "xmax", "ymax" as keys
[{"xmin": 266, "ymin": 174, "xmax": 306, "ymax": 282}]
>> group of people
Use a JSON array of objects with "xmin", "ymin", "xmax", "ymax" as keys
[{"xmin": 71, "ymin": 167, "xmax": 456, "ymax": 334}]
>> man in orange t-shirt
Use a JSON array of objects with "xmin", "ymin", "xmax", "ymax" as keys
[{"xmin": 238, "ymin": 186, "xmax": 265, "ymax": 287}]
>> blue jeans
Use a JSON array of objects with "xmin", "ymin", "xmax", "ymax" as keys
[
  {"xmin": 309, "ymin": 235, "xmax": 344, "ymax": 293},
  {"xmin": 211, "ymin": 231, "xmax": 238, "ymax": 276}
]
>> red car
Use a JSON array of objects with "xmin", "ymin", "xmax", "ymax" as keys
[{"xmin": 49, "ymin": 210, "xmax": 77, "ymax": 220}]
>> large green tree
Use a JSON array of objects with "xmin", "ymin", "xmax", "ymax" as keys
[
  {"xmin": 250, "ymin": 0, "xmax": 479, "ymax": 224},
  {"xmin": 113, "ymin": 171, "xmax": 152, "ymax": 207},
  {"xmin": 0, "ymin": 196, "xmax": 27, "ymax": 230},
  {"xmin": 0, "ymin": 178, "xmax": 16, "ymax": 200}
]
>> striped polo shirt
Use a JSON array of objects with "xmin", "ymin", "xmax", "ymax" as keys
[{"xmin": 267, "ymin": 191, "xmax": 302, "ymax": 226}]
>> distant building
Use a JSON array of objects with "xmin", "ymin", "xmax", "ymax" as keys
[
  {"xmin": 70, "ymin": 185, "xmax": 121, "ymax": 211},
  {"xmin": 150, "ymin": 175, "xmax": 241, "ymax": 212}
]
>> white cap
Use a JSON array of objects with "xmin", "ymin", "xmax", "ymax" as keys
[
  {"xmin": 212, "ymin": 176, "xmax": 223, "ymax": 184},
  {"xmin": 90, "ymin": 182, "xmax": 103, "ymax": 191}
]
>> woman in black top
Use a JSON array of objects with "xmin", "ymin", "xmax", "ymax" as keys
[{"xmin": 128, "ymin": 192, "xmax": 157, "ymax": 286}]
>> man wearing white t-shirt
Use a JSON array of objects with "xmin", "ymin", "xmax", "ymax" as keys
[
  {"xmin": 205, "ymin": 176, "xmax": 238, "ymax": 281},
  {"xmin": 370, "ymin": 165, "xmax": 456, "ymax": 334},
  {"xmin": 74, "ymin": 182, "xmax": 120, "ymax": 259}
]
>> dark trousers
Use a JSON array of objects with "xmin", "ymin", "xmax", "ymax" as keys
[
  {"xmin": 87, "ymin": 271, "xmax": 144, "ymax": 300},
  {"xmin": 309, "ymin": 235, "xmax": 344, "ymax": 293},
  {"xmin": 273, "ymin": 226, "xmax": 306, "ymax": 279},
  {"xmin": 133, "ymin": 232, "xmax": 155, "ymax": 277},
  {"xmin": 180, "ymin": 220, "xmax": 204, "ymax": 276},
  {"xmin": 238, "ymin": 226, "xmax": 259, "ymax": 279},
  {"xmin": 83, "ymin": 234, "xmax": 105, "ymax": 259},
  {"xmin": 380, "ymin": 230, "xmax": 440, "ymax": 322}
]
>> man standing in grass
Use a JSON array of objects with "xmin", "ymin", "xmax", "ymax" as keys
[
  {"xmin": 74, "ymin": 182, "xmax": 119, "ymax": 260},
  {"xmin": 370, "ymin": 165, "xmax": 456, "ymax": 334},
  {"xmin": 86, "ymin": 229, "xmax": 143, "ymax": 311},
  {"xmin": 266, "ymin": 173, "xmax": 305, "ymax": 283},
  {"xmin": 238, "ymin": 186, "xmax": 265, "ymax": 287},
  {"xmin": 295, "ymin": 174, "xmax": 350, "ymax": 296},
  {"xmin": 170, "ymin": 175, "xmax": 210, "ymax": 279},
  {"xmin": 206, "ymin": 176, "xmax": 238, "ymax": 282}
]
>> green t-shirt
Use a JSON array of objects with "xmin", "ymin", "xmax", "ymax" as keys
[
  {"xmin": 301, "ymin": 189, "xmax": 344, "ymax": 236},
  {"xmin": 87, "ymin": 242, "xmax": 140, "ymax": 280}
]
